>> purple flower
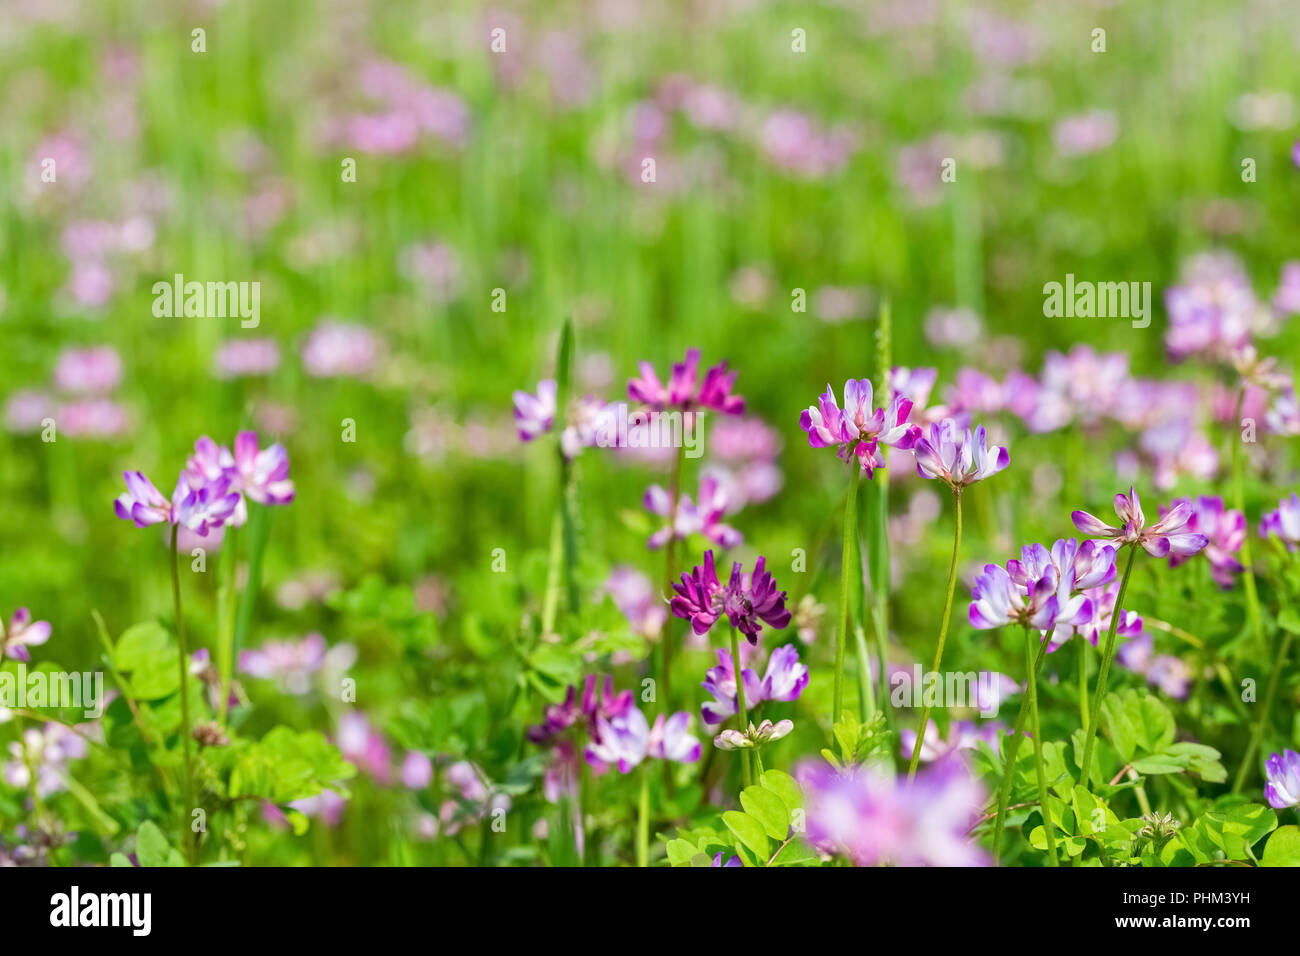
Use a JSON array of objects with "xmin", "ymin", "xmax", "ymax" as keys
[
  {"xmin": 700, "ymin": 647, "xmax": 762, "ymax": 724},
  {"xmin": 969, "ymin": 563, "xmax": 1062, "ymax": 631},
  {"xmin": 761, "ymin": 643, "xmax": 810, "ymax": 702},
  {"xmin": 796, "ymin": 756, "xmax": 989, "ymax": 866},
  {"xmin": 899, "ymin": 719, "xmax": 1006, "ymax": 765},
  {"xmin": 1264, "ymin": 749, "xmax": 1300, "ymax": 810},
  {"xmin": 711, "ymin": 851, "xmax": 742, "ymax": 867},
  {"xmin": 627, "ymin": 348, "xmax": 744, "ymax": 415},
  {"xmin": 401, "ymin": 751, "xmax": 434, "ymax": 790},
  {"xmin": 527, "ymin": 675, "xmax": 633, "ymax": 744},
  {"xmin": 799, "ymin": 378, "xmax": 919, "ymax": 478},
  {"xmin": 1163, "ymin": 252, "xmax": 1263, "ymax": 362},
  {"xmin": 648, "ymin": 712, "xmax": 702, "ymax": 763},
  {"xmin": 1260, "ymin": 492, "xmax": 1300, "ymax": 550},
  {"xmin": 585, "ymin": 707, "xmax": 650, "ymax": 772},
  {"xmin": 643, "ymin": 474, "xmax": 741, "ymax": 550},
  {"xmin": 1048, "ymin": 579, "xmax": 1143, "ymax": 652},
  {"xmin": 114, "ymin": 470, "xmax": 175, "ymax": 528},
  {"xmin": 1116, "ymin": 634, "xmax": 1189, "ymax": 699},
  {"xmin": 172, "ymin": 474, "xmax": 241, "ymax": 537},
  {"xmin": 1163, "ymin": 496, "xmax": 1244, "ymax": 588},
  {"xmin": 53, "ymin": 346, "xmax": 122, "ymax": 394},
  {"xmin": 337, "ymin": 712, "xmax": 391, "ymax": 785},
  {"xmin": 0, "ymin": 608, "xmax": 51, "ymax": 663},
  {"xmin": 214, "ymin": 338, "xmax": 281, "ymax": 379},
  {"xmin": 239, "ymin": 633, "xmax": 328, "ymax": 695},
  {"xmin": 301, "ymin": 321, "xmax": 379, "ymax": 378},
  {"xmin": 232, "ymin": 431, "xmax": 294, "ymax": 506},
  {"xmin": 912, "ymin": 419, "xmax": 1009, "ymax": 488},
  {"xmin": 601, "ymin": 567, "xmax": 667, "ymax": 638},
  {"xmin": 671, "ymin": 551, "xmax": 791, "ymax": 644},
  {"xmin": 1072, "ymin": 487, "xmax": 1209, "ymax": 559},
  {"xmin": 512, "ymin": 379, "xmax": 557, "ymax": 442}
]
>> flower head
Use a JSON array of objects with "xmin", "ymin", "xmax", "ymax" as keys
[
  {"xmin": 1260, "ymin": 492, "xmax": 1300, "ymax": 550},
  {"xmin": 671, "ymin": 551, "xmax": 791, "ymax": 644},
  {"xmin": 1264, "ymin": 749, "xmax": 1300, "ymax": 810},
  {"xmin": 1162, "ymin": 496, "xmax": 1244, "ymax": 588},
  {"xmin": 799, "ymin": 378, "xmax": 919, "ymax": 477},
  {"xmin": 1072, "ymin": 487, "xmax": 1209, "ymax": 558},
  {"xmin": 912, "ymin": 419, "xmax": 1009, "ymax": 489},
  {"xmin": 643, "ymin": 474, "xmax": 741, "ymax": 551},
  {"xmin": 628, "ymin": 348, "xmax": 743, "ymax": 414},
  {"xmin": 0, "ymin": 609, "xmax": 51, "ymax": 663}
]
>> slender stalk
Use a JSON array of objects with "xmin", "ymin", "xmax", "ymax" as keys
[
  {"xmin": 661, "ymin": 443, "xmax": 685, "ymax": 709},
  {"xmin": 1078, "ymin": 543, "xmax": 1138, "ymax": 788},
  {"xmin": 907, "ymin": 488, "xmax": 962, "ymax": 780},
  {"xmin": 854, "ymin": 624, "xmax": 875, "ymax": 721},
  {"xmin": 1231, "ymin": 387, "xmax": 1266, "ymax": 650},
  {"xmin": 991, "ymin": 633, "xmax": 1050, "ymax": 859},
  {"xmin": 868, "ymin": 462, "xmax": 892, "ymax": 727},
  {"xmin": 636, "ymin": 765, "xmax": 650, "ymax": 867},
  {"xmin": 833, "ymin": 468, "xmax": 862, "ymax": 728},
  {"xmin": 541, "ymin": 508, "xmax": 564, "ymax": 635},
  {"xmin": 1025, "ymin": 627, "xmax": 1058, "ymax": 866},
  {"xmin": 216, "ymin": 525, "xmax": 239, "ymax": 726},
  {"xmin": 1233, "ymin": 628, "xmax": 1295, "ymax": 792},
  {"xmin": 1077, "ymin": 640, "xmax": 1089, "ymax": 733},
  {"xmin": 169, "ymin": 525, "xmax": 197, "ymax": 865},
  {"xmin": 731, "ymin": 627, "xmax": 752, "ymax": 787}
]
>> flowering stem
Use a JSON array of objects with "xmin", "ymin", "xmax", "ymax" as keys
[
  {"xmin": 1233, "ymin": 627, "xmax": 1295, "ymax": 793},
  {"xmin": 990, "ymin": 634, "xmax": 1051, "ymax": 860},
  {"xmin": 231, "ymin": 504, "xmax": 270, "ymax": 676},
  {"xmin": 1025, "ymin": 626, "xmax": 1058, "ymax": 866},
  {"xmin": 833, "ymin": 467, "xmax": 862, "ymax": 728},
  {"xmin": 169, "ymin": 524, "xmax": 197, "ymax": 865},
  {"xmin": 1077, "ymin": 641, "xmax": 1089, "ymax": 734},
  {"xmin": 907, "ymin": 488, "xmax": 962, "ymax": 781},
  {"xmin": 216, "ymin": 525, "xmax": 239, "ymax": 726},
  {"xmin": 661, "ymin": 443, "xmax": 685, "ymax": 710},
  {"xmin": 731, "ymin": 627, "xmax": 752, "ymax": 788},
  {"xmin": 1231, "ymin": 386, "xmax": 1266, "ymax": 652},
  {"xmin": 1078, "ymin": 542, "xmax": 1138, "ymax": 788},
  {"xmin": 867, "ymin": 461, "xmax": 891, "ymax": 726},
  {"xmin": 636, "ymin": 764, "xmax": 650, "ymax": 867}
]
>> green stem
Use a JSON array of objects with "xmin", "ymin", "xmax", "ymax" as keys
[
  {"xmin": 169, "ymin": 525, "xmax": 197, "ymax": 865},
  {"xmin": 636, "ymin": 765, "xmax": 650, "ymax": 868},
  {"xmin": 833, "ymin": 468, "xmax": 862, "ymax": 728},
  {"xmin": 1025, "ymin": 627, "xmax": 1058, "ymax": 866},
  {"xmin": 869, "ymin": 463, "xmax": 892, "ymax": 728},
  {"xmin": 991, "ymin": 633, "xmax": 1050, "ymax": 860},
  {"xmin": 855, "ymin": 624, "xmax": 875, "ymax": 721},
  {"xmin": 217, "ymin": 524, "xmax": 239, "ymax": 726},
  {"xmin": 1077, "ymin": 639, "xmax": 1089, "ymax": 733},
  {"xmin": 541, "ymin": 508, "xmax": 563, "ymax": 634},
  {"xmin": 1233, "ymin": 628, "xmax": 1295, "ymax": 792},
  {"xmin": 731, "ymin": 627, "xmax": 752, "ymax": 788},
  {"xmin": 661, "ymin": 444, "xmax": 684, "ymax": 710},
  {"xmin": 907, "ymin": 488, "xmax": 962, "ymax": 780},
  {"xmin": 1078, "ymin": 543, "xmax": 1139, "ymax": 788},
  {"xmin": 1231, "ymin": 386, "xmax": 1266, "ymax": 651}
]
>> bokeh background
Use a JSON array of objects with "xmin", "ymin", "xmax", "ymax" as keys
[{"xmin": 2, "ymin": 0, "xmax": 1298, "ymax": 863}]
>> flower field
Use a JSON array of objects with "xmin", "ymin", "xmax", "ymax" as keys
[{"xmin": 2, "ymin": 0, "xmax": 1299, "ymax": 875}]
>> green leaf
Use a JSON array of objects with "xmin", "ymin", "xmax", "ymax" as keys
[
  {"xmin": 1260, "ymin": 826, "xmax": 1300, "ymax": 867},
  {"xmin": 740, "ymin": 786, "xmax": 790, "ymax": 841},
  {"xmin": 722, "ymin": 810, "xmax": 771, "ymax": 860},
  {"xmin": 768, "ymin": 838, "xmax": 820, "ymax": 866},
  {"xmin": 760, "ymin": 769, "xmax": 803, "ymax": 813},
  {"xmin": 666, "ymin": 838, "xmax": 700, "ymax": 867},
  {"xmin": 134, "ymin": 821, "xmax": 185, "ymax": 867},
  {"xmin": 114, "ymin": 622, "xmax": 181, "ymax": 699},
  {"xmin": 1196, "ymin": 803, "xmax": 1277, "ymax": 860},
  {"xmin": 1102, "ymin": 689, "xmax": 1175, "ymax": 761}
]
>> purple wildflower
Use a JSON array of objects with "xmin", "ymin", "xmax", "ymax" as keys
[
  {"xmin": 1264, "ymin": 749, "xmax": 1300, "ymax": 810},
  {"xmin": 1163, "ymin": 496, "xmax": 1244, "ymax": 588},
  {"xmin": 1072, "ymin": 487, "xmax": 1209, "ymax": 559},
  {"xmin": 799, "ymin": 378, "xmax": 920, "ymax": 477},
  {"xmin": 627, "ymin": 348, "xmax": 744, "ymax": 415},
  {"xmin": 0, "ymin": 608, "xmax": 51, "ymax": 663},
  {"xmin": 912, "ymin": 419, "xmax": 1010, "ymax": 488},
  {"xmin": 670, "ymin": 551, "xmax": 791, "ymax": 644},
  {"xmin": 643, "ymin": 474, "xmax": 741, "ymax": 550},
  {"xmin": 512, "ymin": 379, "xmax": 556, "ymax": 442},
  {"xmin": 1260, "ymin": 492, "xmax": 1300, "ymax": 550}
]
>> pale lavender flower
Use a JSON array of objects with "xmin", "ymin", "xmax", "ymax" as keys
[
  {"xmin": 969, "ymin": 563, "xmax": 1061, "ymax": 631},
  {"xmin": 648, "ymin": 712, "xmax": 702, "ymax": 763},
  {"xmin": 1073, "ymin": 487, "xmax": 1210, "ymax": 559},
  {"xmin": 0, "ymin": 609, "xmax": 51, "ymax": 663},
  {"xmin": 700, "ymin": 647, "xmax": 763, "ymax": 725},
  {"xmin": 214, "ymin": 339, "xmax": 281, "ymax": 379},
  {"xmin": 1116, "ymin": 634, "xmax": 1190, "ymax": 699},
  {"xmin": 53, "ymin": 346, "xmax": 122, "ymax": 394},
  {"xmin": 337, "ymin": 712, "xmax": 391, "ymax": 785},
  {"xmin": 1047, "ymin": 579, "xmax": 1142, "ymax": 653},
  {"xmin": 761, "ymin": 643, "xmax": 810, "ymax": 702},
  {"xmin": 1260, "ymin": 492, "xmax": 1300, "ymax": 550},
  {"xmin": 912, "ymin": 419, "xmax": 1010, "ymax": 488},
  {"xmin": 232, "ymin": 431, "xmax": 295, "ymax": 507},
  {"xmin": 585, "ymin": 706, "xmax": 650, "ymax": 772},
  {"xmin": 401, "ymin": 751, "xmax": 434, "ymax": 790},
  {"xmin": 1164, "ymin": 252, "xmax": 1268, "ymax": 362},
  {"xmin": 602, "ymin": 567, "xmax": 667, "ymax": 638},
  {"xmin": 1264, "ymin": 749, "xmax": 1300, "ymax": 810},
  {"xmin": 4, "ymin": 724, "xmax": 88, "ymax": 799},
  {"xmin": 512, "ymin": 379, "xmax": 557, "ymax": 442},
  {"xmin": 1163, "ymin": 496, "xmax": 1244, "ymax": 588},
  {"xmin": 1276, "ymin": 262, "xmax": 1300, "ymax": 315},
  {"xmin": 643, "ymin": 474, "xmax": 741, "ymax": 550},
  {"xmin": 239, "ymin": 633, "xmax": 327, "ymax": 695},
  {"xmin": 899, "ymin": 719, "xmax": 1005, "ymax": 765},
  {"xmin": 4, "ymin": 390, "xmax": 53, "ymax": 433},
  {"xmin": 301, "ymin": 321, "xmax": 379, "ymax": 378},
  {"xmin": 59, "ymin": 399, "xmax": 128, "ymax": 438},
  {"xmin": 796, "ymin": 757, "xmax": 989, "ymax": 866},
  {"xmin": 114, "ymin": 471, "xmax": 175, "ymax": 528}
]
